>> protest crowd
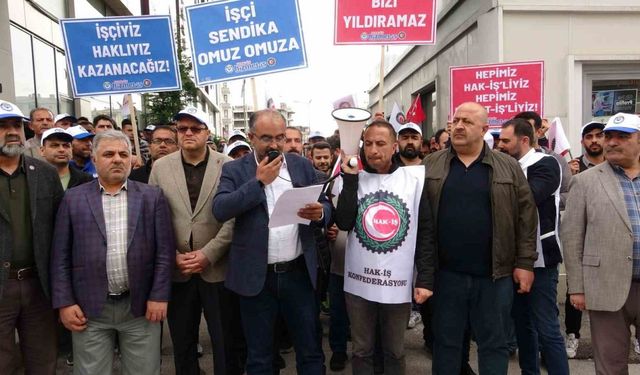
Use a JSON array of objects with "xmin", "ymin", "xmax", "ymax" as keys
[{"xmin": 3, "ymin": 89, "xmax": 640, "ymax": 375}]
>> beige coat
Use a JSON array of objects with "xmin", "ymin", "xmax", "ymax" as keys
[
  {"xmin": 149, "ymin": 150, "xmax": 234, "ymax": 283},
  {"xmin": 562, "ymin": 162, "xmax": 635, "ymax": 312}
]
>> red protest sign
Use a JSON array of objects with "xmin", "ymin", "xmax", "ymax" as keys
[
  {"xmin": 450, "ymin": 61, "xmax": 545, "ymax": 127},
  {"xmin": 334, "ymin": 0, "xmax": 436, "ymax": 45}
]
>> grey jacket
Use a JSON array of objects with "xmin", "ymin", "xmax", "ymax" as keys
[{"xmin": 562, "ymin": 162, "xmax": 635, "ymax": 312}]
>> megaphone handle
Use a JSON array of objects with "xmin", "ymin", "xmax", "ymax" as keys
[{"xmin": 348, "ymin": 157, "xmax": 358, "ymax": 168}]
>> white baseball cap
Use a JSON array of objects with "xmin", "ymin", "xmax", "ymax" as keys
[
  {"xmin": 144, "ymin": 125, "xmax": 156, "ymax": 132},
  {"xmin": 174, "ymin": 107, "xmax": 211, "ymax": 130},
  {"xmin": 397, "ymin": 122, "xmax": 422, "ymax": 136},
  {"xmin": 54, "ymin": 113, "xmax": 77, "ymax": 124},
  {"xmin": 0, "ymin": 100, "xmax": 28, "ymax": 120},
  {"xmin": 229, "ymin": 129, "xmax": 247, "ymax": 140},
  {"xmin": 226, "ymin": 140, "xmax": 251, "ymax": 156},
  {"xmin": 604, "ymin": 113, "xmax": 640, "ymax": 133},
  {"xmin": 309, "ymin": 130, "xmax": 325, "ymax": 140},
  {"xmin": 67, "ymin": 125, "xmax": 94, "ymax": 140},
  {"xmin": 41, "ymin": 127, "xmax": 73, "ymax": 146}
]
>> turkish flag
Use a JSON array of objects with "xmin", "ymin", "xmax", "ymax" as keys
[{"xmin": 406, "ymin": 94, "xmax": 426, "ymax": 123}]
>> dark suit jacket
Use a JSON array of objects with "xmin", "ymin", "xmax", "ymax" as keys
[
  {"xmin": 67, "ymin": 167, "xmax": 93, "ymax": 189},
  {"xmin": 526, "ymin": 154, "xmax": 563, "ymax": 268},
  {"xmin": 212, "ymin": 153, "xmax": 331, "ymax": 297},
  {"xmin": 51, "ymin": 179, "xmax": 175, "ymax": 318},
  {"xmin": 0, "ymin": 156, "xmax": 64, "ymax": 300}
]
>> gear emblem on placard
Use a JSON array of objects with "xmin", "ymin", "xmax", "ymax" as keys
[{"xmin": 355, "ymin": 191, "xmax": 409, "ymax": 254}]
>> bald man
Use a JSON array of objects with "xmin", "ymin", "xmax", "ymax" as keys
[{"xmin": 422, "ymin": 102, "xmax": 537, "ymax": 374}]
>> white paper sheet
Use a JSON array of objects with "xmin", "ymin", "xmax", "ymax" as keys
[{"xmin": 268, "ymin": 184, "xmax": 324, "ymax": 228}]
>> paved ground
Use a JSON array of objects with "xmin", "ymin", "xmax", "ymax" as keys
[
  {"xmin": 52, "ymin": 306, "xmax": 640, "ymax": 374},
  {"xmin": 49, "ymin": 273, "xmax": 640, "ymax": 374}
]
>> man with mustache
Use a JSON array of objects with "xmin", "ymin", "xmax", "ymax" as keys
[
  {"xmin": 39, "ymin": 128, "xmax": 93, "ymax": 190},
  {"xmin": 563, "ymin": 112, "xmax": 640, "ymax": 374},
  {"xmin": 395, "ymin": 122, "xmax": 423, "ymax": 166},
  {"xmin": 130, "ymin": 125, "xmax": 178, "ymax": 184},
  {"xmin": 0, "ymin": 100, "xmax": 64, "ymax": 374},
  {"xmin": 497, "ymin": 118, "xmax": 569, "ymax": 375},
  {"xmin": 284, "ymin": 126, "xmax": 303, "ymax": 155},
  {"xmin": 310, "ymin": 142, "xmax": 333, "ymax": 174},
  {"xmin": 569, "ymin": 121, "xmax": 606, "ymax": 175},
  {"xmin": 51, "ymin": 130, "xmax": 175, "ymax": 375},
  {"xmin": 423, "ymin": 102, "xmax": 537, "ymax": 374}
]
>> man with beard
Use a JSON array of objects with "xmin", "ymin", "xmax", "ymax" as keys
[
  {"xmin": 569, "ymin": 122, "xmax": 606, "ymax": 175},
  {"xmin": 394, "ymin": 122, "xmax": 423, "ymax": 166},
  {"xmin": 40, "ymin": 128, "xmax": 93, "ymax": 190},
  {"xmin": 68, "ymin": 125, "xmax": 97, "ymax": 178},
  {"xmin": 310, "ymin": 142, "xmax": 333, "ymax": 174},
  {"xmin": 497, "ymin": 118, "xmax": 569, "ymax": 375},
  {"xmin": 0, "ymin": 100, "xmax": 64, "ymax": 373},
  {"xmin": 130, "ymin": 126, "xmax": 178, "ymax": 183},
  {"xmin": 284, "ymin": 126, "xmax": 303, "ymax": 155}
]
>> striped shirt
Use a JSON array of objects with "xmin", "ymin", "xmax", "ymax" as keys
[
  {"xmin": 100, "ymin": 181, "xmax": 129, "ymax": 294},
  {"xmin": 612, "ymin": 165, "xmax": 640, "ymax": 279}
]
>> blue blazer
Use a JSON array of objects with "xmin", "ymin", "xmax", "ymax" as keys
[
  {"xmin": 212, "ymin": 153, "xmax": 331, "ymax": 297},
  {"xmin": 50, "ymin": 179, "xmax": 175, "ymax": 319}
]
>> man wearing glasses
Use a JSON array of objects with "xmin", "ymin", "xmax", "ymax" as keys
[
  {"xmin": 130, "ymin": 125, "xmax": 178, "ymax": 184},
  {"xmin": 213, "ymin": 109, "xmax": 330, "ymax": 374},
  {"xmin": 149, "ymin": 107, "xmax": 244, "ymax": 375}
]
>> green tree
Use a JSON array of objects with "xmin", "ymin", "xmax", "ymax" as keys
[{"xmin": 143, "ymin": 49, "xmax": 198, "ymax": 124}]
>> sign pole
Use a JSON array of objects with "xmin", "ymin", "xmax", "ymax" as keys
[
  {"xmin": 251, "ymin": 77, "xmax": 259, "ymax": 111},
  {"xmin": 128, "ymin": 94, "xmax": 143, "ymax": 166},
  {"xmin": 378, "ymin": 45, "xmax": 385, "ymax": 114}
]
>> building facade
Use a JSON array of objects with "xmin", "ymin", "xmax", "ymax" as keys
[
  {"xmin": 368, "ymin": 0, "xmax": 640, "ymax": 152},
  {"xmin": 1, "ymin": 0, "xmax": 222, "ymax": 133}
]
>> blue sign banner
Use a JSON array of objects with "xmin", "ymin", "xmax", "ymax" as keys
[
  {"xmin": 61, "ymin": 16, "xmax": 181, "ymax": 97},
  {"xmin": 186, "ymin": 0, "xmax": 308, "ymax": 85}
]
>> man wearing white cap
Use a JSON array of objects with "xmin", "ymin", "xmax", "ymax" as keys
[
  {"xmin": 226, "ymin": 140, "xmax": 251, "ymax": 160},
  {"xmin": 394, "ymin": 122, "xmax": 423, "ymax": 166},
  {"xmin": 54, "ymin": 113, "xmax": 77, "ymax": 130},
  {"xmin": 308, "ymin": 130, "xmax": 325, "ymax": 145},
  {"xmin": 563, "ymin": 112, "xmax": 640, "ymax": 374},
  {"xmin": 150, "ymin": 107, "xmax": 244, "ymax": 375},
  {"xmin": 0, "ymin": 100, "xmax": 64, "ymax": 373},
  {"xmin": 228, "ymin": 129, "xmax": 248, "ymax": 145},
  {"xmin": 40, "ymin": 128, "xmax": 93, "ymax": 190},
  {"xmin": 68, "ymin": 125, "xmax": 97, "ymax": 178}
]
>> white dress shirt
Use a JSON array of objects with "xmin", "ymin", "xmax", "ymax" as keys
[{"xmin": 257, "ymin": 155, "xmax": 303, "ymax": 264}]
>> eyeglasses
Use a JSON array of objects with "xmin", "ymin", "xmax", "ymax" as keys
[
  {"xmin": 151, "ymin": 138, "xmax": 177, "ymax": 145},
  {"xmin": 176, "ymin": 126, "xmax": 207, "ymax": 134},
  {"xmin": 255, "ymin": 134, "xmax": 286, "ymax": 144}
]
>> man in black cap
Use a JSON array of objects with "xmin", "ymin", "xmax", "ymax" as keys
[{"xmin": 568, "ymin": 121, "xmax": 605, "ymax": 176}]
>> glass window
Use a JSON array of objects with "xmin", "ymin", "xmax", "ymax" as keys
[
  {"xmin": 10, "ymin": 26, "xmax": 35, "ymax": 115},
  {"xmin": 33, "ymin": 38, "xmax": 58, "ymax": 113},
  {"xmin": 56, "ymin": 51, "xmax": 71, "ymax": 99},
  {"xmin": 31, "ymin": 0, "xmax": 67, "ymax": 19},
  {"xmin": 74, "ymin": 0, "xmax": 105, "ymax": 17},
  {"xmin": 592, "ymin": 79, "xmax": 640, "ymax": 123}
]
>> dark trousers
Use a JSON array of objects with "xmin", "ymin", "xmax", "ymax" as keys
[
  {"xmin": 168, "ymin": 276, "xmax": 246, "ymax": 375},
  {"xmin": 0, "ymin": 278, "xmax": 57, "ymax": 375},
  {"xmin": 432, "ymin": 270, "xmax": 513, "ymax": 375},
  {"xmin": 328, "ymin": 273, "xmax": 350, "ymax": 354},
  {"xmin": 512, "ymin": 267, "xmax": 569, "ymax": 375},
  {"xmin": 345, "ymin": 292, "xmax": 410, "ymax": 375},
  {"xmin": 564, "ymin": 292, "xmax": 582, "ymax": 338},
  {"xmin": 239, "ymin": 259, "xmax": 324, "ymax": 375},
  {"xmin": 590, "ymin": 281, "xmax": 640, "ymax": 375}
]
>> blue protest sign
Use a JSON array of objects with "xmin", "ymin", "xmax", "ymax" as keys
[
  {"xmin": 61, "ymin": 16, "xmax": 181, "ymax": 97},
  {"xmin": 186, "ymin": 0, "xmax": 308, "ymax": 85}
]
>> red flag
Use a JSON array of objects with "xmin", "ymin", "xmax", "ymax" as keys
[{"xmin": 406, "ymin": 94, "xmax": 426, "ymax": 123}]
